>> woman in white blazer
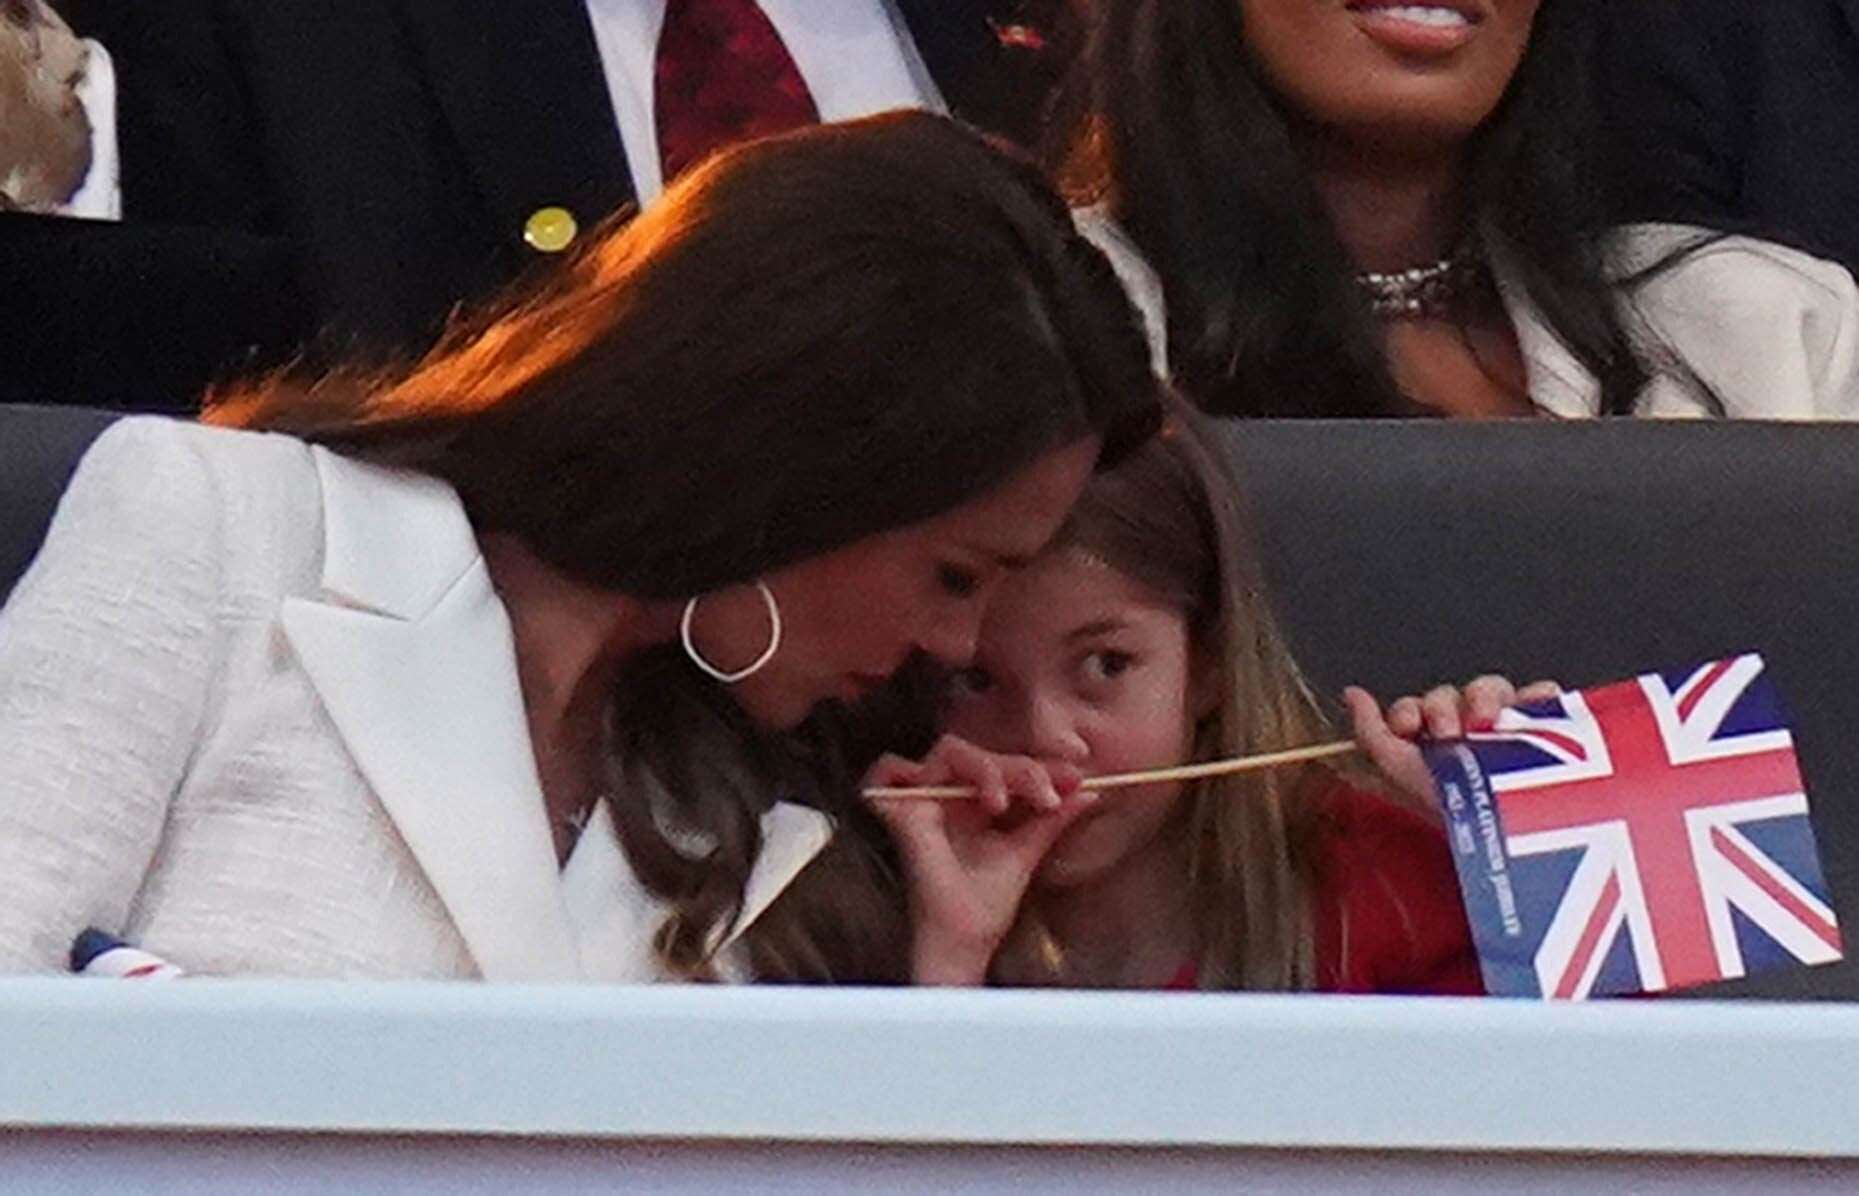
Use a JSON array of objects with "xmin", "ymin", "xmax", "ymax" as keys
[
  {"xmin": 0, "ymin": 112, "xmax": 1162, "ymax": 983},
  {"xmin": 1054, "ymin": 0, "xmax": 1859, "ymax": 419}
]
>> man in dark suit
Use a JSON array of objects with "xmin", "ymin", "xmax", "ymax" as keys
[
  {"xmin": 5, "ymin": 0, "xmax": 1070, "ymax": 408},
  {"xmin": 1597, "ymin": 0, "xmax": 1859, "ymax": 278}
]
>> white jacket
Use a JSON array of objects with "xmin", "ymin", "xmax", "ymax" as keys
[
  {"xmin": 0, "ymin": 417, "xmax": 830, "ymax": 980},
  {"xmin": 1076, "ymin": 211, "xmax": 1859, "ymax": 419}
]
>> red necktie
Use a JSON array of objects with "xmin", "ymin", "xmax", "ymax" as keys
[{"xmin": 654, "ymin": 0, "xmax": 821, "ymax": 184}]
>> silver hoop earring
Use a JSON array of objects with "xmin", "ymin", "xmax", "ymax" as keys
[{"xmin": 680, "ymin": 580, "xmax": 782, "ymax": 684}]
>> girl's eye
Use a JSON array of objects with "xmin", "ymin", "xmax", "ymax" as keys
[
  {"xmin": 937, "ymin": 563, "xmax": 981, "ymax": 599},
  {"xmin": 1081, "ymin": 650, "xmax": 1134, "ymax": 684}
]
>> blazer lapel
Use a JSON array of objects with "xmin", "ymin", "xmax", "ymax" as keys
[
  {"xmin": 280, "ymin": 448, "xmax": 581, "ymax": 981},
  {"xmin": 726, "ymin": 801, "xmax": 836, "ymax": 951},
  {"xmin": 564, "ymin": 799, "xmax": 833, "ymax": 982},
  {"xmin": 400, "ymin": 0, "xmax": 636, "ymax": 246},
  {"xmin": 559, "ymin": 803, "xmax": 662, "ymax": 982}
]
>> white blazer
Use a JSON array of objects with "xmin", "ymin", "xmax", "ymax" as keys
[
  {"xmin": 0, "ymin": 417, "xmax": 831, "ymax": 980},
  {"xmin": 1076, "ymin": 211, "xmax": 1859, "ymax": 419}
]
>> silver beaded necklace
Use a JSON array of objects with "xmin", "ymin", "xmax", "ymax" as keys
[{"xmin": 1354, "ymin": 243, "xmax": 1485, "ymax": 320}]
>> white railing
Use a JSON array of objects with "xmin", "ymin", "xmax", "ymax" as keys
[{"xmin": 3, "ymin": 980, "xmax": 1856, "ymax": 1192}]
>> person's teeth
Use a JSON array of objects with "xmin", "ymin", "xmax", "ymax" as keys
[{"xmin": 1375, "ymin": 6, "xmax": 1471, "ymax": 27}]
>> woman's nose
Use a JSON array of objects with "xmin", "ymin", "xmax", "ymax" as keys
[{"xmin": 918, "ymin": 612, "xmax": 981, "ymax": 670}]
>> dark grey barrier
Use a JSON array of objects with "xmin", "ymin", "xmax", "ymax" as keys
[
  {"xmin": 1224, "ymin": 420, "xmax": 1859, "ymax": 999},
  {"xmin": 1, "ymin": 404, "xmax": 120, "ymax": 601}
]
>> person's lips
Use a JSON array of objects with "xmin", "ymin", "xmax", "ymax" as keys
[{"xmin": 1345, "ymin": 1, "xmax": 1485, "ymax": 55}]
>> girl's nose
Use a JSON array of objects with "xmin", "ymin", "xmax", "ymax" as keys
[{"xmin": 1022, "ymin": 692, "xmax": 1090, "ymax": 765}]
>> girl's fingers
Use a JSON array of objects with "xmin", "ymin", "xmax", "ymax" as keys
[
  {"xmin": 1517, "ymin": 679, "xmax": 1563, "ymax": 704},
  {"xmin": 866, "ymin": 735, "xmax": 1085, "ymax": 819},
  {"xmin": 862, "ymin": 752, "xmax": 922, "ymax": 791},
  {"xmin": 864, "ymin": 753, "xmax": 962, "ymax": 846},
  {"xmin": 1346, "ymin": 685, "xmax": 1440, "ymax": 809},
  {"xmin": 1420, "ymin": 685, "xmax": 1463, "ymax": 739},
  {"xmin": 866, "ymin": 747, "xmax": 965, "ymax": 792},
  {"xmin": 1046, "ymin": 761, "xmax": 1085, "ymax": 798},
  {"xmin": 1344, "ymin": 687, "xmax": 1401, "ymax": 757},
  {"xmin": 932, "ymin": 735, "xmax": 1081, "ymax": 815},
  {"xmin": 1465, "ymin": 677, "xmax": 1563, "ymax": 732},
  {"xmin": 864, "ymin": 794, "xmax": 958, "ymax": 872},
  {"xmin": 864, "ymin": 783, "xmax": 939, "ymax": 832},
  {"xmin": 1385, "ymin": 694, "xmax": 1424, "ymax": 737},
  {"xmin": 1462, "ymin": 674, "xmax": 1517, "ymax": 731},
  {"xmin": 997, "ymin": 756, "xmax": 1064, "ymax": 811},
  {"xmin": 933, "ymin": 736, "xmax": 1009, "ymax": 815}
]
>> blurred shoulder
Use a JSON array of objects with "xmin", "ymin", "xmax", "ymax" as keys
[
  {"xmin": 64, "ymin": 417, "xmax": 322, "ymax": 559},
  {"xmin": 79, "ymin": 416, "xmax": 316, "ymax": 494},
  {"xmin": 1613, "ymin": 223, "xmax": 1857, "ymax": 308},
  {"xmin": 1609, "ymin": 223, "xmax": 1859, "ymax": 419}
]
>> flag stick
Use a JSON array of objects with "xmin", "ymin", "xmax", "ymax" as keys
[{"xmin": 863, "ymin": 740, "xmax": 1359, "ymax": 800}]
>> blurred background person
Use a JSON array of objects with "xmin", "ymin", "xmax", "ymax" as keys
[
  {"xmin": 1597, "ymin": 0, "xmax": 1859, "ymax": 281},
  {"xmin": 1054, "ymin": 0, "xmax": 1859, "ymax": 419},
  {"xmin": 0, "ymin": 0, "xmax": 302, "ymax": 411},
  {"xmin": 6, "ymin": 0, "xmax": 1075, "ymax": 413},
  {"xmin": 0, "ymin": 0, "xmax": 108, "ymax": 217}
]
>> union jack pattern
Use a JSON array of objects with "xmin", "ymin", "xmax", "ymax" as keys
[{"xmin": 1425, "ymin": 655, "xmax": 1843, "ymax": 999}]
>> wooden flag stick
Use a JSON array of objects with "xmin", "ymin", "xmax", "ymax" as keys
[{"xmin": 863, "ymin": 740, "xmax": 1359, "ymax": 800}]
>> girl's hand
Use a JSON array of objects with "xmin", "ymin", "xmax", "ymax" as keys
[
  {"xmin": 864, "ymin": 734, "xmax": 1097, "ymax": 986},
  {"xmin": 1343, "ymin": 675, "xmax": 1562, "ymax": 806}
]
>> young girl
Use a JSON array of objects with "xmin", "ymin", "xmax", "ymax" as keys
[{"xmin": 866, "ymin": 414, "xmax": 1554, "ymax": 992}]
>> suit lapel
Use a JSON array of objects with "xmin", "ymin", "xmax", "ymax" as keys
[
  {"xmin": 281, "ymin": 448, "xmax": 581, "ymax": 981},
  {"xmin": 400, "ymin": 0, "xmax": 636, "ymax": 244},
  {"xmin": 893, "ymin": 0, "xmax": 1003, "ymax": 123},
  {"xmin": 894, "ymin": 0, "xmax": 1076, "ymax": 146}
]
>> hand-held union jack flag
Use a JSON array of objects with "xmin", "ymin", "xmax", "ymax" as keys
[{"xmin": 1423, "ymin": 655, "xmax": 1842, "ymax": 999}]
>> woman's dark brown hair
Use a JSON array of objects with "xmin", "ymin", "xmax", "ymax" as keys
[{"xmin": 208, "ymin": 111, "xmax": 1163, "ymax": 981}]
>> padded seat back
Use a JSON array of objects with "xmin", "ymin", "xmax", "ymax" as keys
[
  {"xmin": 0, "ymin": 405, "xmax": 121, "ymax": 601},
  {"xmin": 1226, "ymin": 420, "xmax": 1859, "ymax": 999}
]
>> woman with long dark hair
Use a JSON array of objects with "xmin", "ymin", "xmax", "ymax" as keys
[
  {"xmin": 0, "ymin": 112, "xmax": 1160, "ymax": 983},
  {"xmin": 1054, "ymin": 0, "xmax": 1858, "ymax": 418}
]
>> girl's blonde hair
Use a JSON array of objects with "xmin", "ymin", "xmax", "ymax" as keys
[{"xmin": 1022, "ymin": 407, "xmax": 1335, "ymax": 989}]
